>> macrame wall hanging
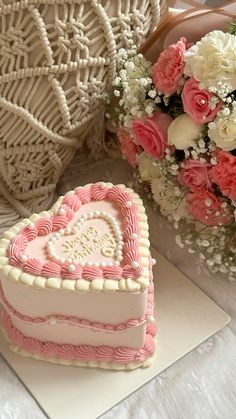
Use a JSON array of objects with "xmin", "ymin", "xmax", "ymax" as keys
[{"xmin": 0, "ymin": 0, "xmax": 166, "ymax": 231}]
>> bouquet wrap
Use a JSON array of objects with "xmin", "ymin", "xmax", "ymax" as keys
[{"xmin": 142, "ymin": 1, "xmax": 236, "ymax": 60}]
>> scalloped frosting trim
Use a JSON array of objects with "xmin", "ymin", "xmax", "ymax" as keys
[
  {"xmin": 0, "ymin": 259, "xmax": 156, "ymax": 331},
  {"xmin": 1, "ymin": 310, "xmax": 156, "ymax": 368},
  {"xmin": 0, "ymin": 183, "xmax": 150, "ymax": 292},
  {"xmin": 1, "ymin": 326, "xmax": 156, "ymax": 370}
]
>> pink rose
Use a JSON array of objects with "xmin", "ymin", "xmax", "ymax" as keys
[
  {"xmin": 186, "ymin": 189, "xmax": 232, "ymax": 226},
  {"xmin": 182, "ymin": 78, "xmax": 222, "ymax": 124},
  {"xmin": 210, "ymin": 150, "xmax": 236, "ymax": 200},
  {"xmin": 152, "ymin": 37, "xmax": 187, "ymax": 95},
  {"xmin": 132, "ymin": 112, "xmax": 172, "ymax": 160},
  {"xmin": 117, "ymin": 128, "xmax": 138, "ymax": 166},
  {"xmin": 178, "ymin": 159, "xmax": 212, "ymax": 191}
]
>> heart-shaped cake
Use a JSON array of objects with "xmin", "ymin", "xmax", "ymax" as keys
[{"xmin": 0, "ymin": 182, "xmax": 156, "ymax": 369}]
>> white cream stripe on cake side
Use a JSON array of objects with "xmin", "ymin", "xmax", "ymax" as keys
[{"xmin": 0, "ymin": 183, "xmax": 150, "ymax": 292}]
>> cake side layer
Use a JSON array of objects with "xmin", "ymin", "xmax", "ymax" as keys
[
  {"xmin": 0, "ymin": 278, "xmax": 148, "ymax": 324},
  {"xmin": 0, "ymin": 257, "xmax": 155, "ymax": 351},
  {"xmin": 1, "ymin": 310, "xmax": 156, "ymax": 369},
  {"xmin": 0, "ymin": 281, "xmax": 147, "ymax": 330}
]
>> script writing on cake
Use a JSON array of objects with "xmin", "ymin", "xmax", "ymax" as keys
[{"xmin": 62, "ymin": 226, "xmax": 117, "ymax": 260}]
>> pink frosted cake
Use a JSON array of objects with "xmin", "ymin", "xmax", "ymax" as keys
[{"xmin": 0, "ymin": 182, "xmax": 156, "ymax": 370}]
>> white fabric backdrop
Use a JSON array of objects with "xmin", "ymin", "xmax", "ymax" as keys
[{"xmin": 1, "ymin": 156, "xmax": 236, "ymax": 419}]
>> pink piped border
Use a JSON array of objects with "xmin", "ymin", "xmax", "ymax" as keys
[
  {"xmin": 8, "ymin": 184, "xmax": 143, "ymax": 280},
  {"xmin": 1, "ymin": 310, "xmax": 156, "ymax": 364}
]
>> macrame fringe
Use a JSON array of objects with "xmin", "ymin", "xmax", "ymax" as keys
[
  {"xmin": 0, "ymin": 177, "xmax": 57, "ymax": 234},
  {"xmin": 0, "ymin": 195, "xmax": 22, "ymax": 235},
  {"xmin": 84, "ymin": 108, "xmax": 120, "ymax": 160},
  {"xmin": 86, "ymin": 107, "xmax": 106, "ymax": 160}
]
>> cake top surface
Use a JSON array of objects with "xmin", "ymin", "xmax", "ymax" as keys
[{"xmin": 0, "ymin": 183, "xmax": 150, "ymax": 292}]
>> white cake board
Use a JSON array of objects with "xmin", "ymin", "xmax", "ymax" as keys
[{"xmin": 0, "ymin": 248, "xmax": 230, "ymax": 419}]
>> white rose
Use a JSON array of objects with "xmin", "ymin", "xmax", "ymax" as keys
[
  {"xmin": 168, "ymin": 113, "xmax": 202, "ymax": 150},
  {"xmin": 151, "ymin": 177, "xmax": 190, "ymax": 219},
  {"xmin": 137, "ymin": 152, "xmax": 160, "ymax": 181},
  {"xmin": 208, "ymin": 109, "xmax": 236, "ymax": 151},
  {"xmin": 184, "ymin": 30, "xmax": 236, "ymax": 92}
]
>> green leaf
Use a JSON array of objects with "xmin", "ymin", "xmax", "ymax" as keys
[{"xmin": 228, "ymin": 20, "xmax": 236, "ymax": 35}]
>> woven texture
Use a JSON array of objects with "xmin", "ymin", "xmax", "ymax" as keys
[{"xmin": 0, "ymin": 0, "xmax": 165, "ymax": 227}]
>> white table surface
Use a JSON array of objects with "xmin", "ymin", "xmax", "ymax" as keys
[{"xmin": 0, "ymin": 155, "xmax": 236, "ymax": 419}]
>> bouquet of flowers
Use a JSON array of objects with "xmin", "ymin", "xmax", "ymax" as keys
[{"xmin": 108, "ymin": 25, "xmax": 236, "ymax": 280}]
